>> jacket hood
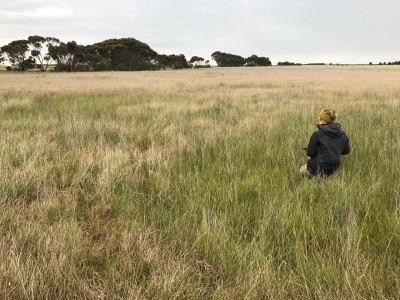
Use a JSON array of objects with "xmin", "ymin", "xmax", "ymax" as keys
[{"xmin": 317, "ymin": 123, "xmax": 343, "ymax": 138}]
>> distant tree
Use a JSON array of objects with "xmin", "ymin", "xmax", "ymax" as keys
[
  {"xmin": 194, "ymin": 59, "xmax": 211, "ymax": 68},
  {"xmin": 245, "ymin": 55, "xmax": 272, "ymax": 66},
  {"xmin": 84, "ymin": 45, "xmax": 102, "ymax": 71},
  {"xmin": 211, "ymin": 51, "xmax": 245, "ymax": 67},
  {"xmin": 28, "ymin": 35, "xmax": 46, "ymax": 70},
  {"xmin": 0, "ymin": 40, "xmax": 32, "ymax": 71},
  {"xmin": 369, "ymin": 62, "xmax": 373, "ymax": 65},
  {"xmin": 88, "ymin": 38, "xmax": 158, "ymax": 71},
  {"xmin": 211, "ymin": 51, "xmax": 223, "ymax": 66},
  {"xmin": 28, "ymin": 35, "xmax": 60, "ymax": 71},
  {"xmin": 66, "ymin": 41, "xmax": 87, "ymax": 71},
  {"xmin": 0, "ymin": 49, "xmax": 4, "ymax": 64},
  {"xmin": 277, "ymin": 61, "xmax": 301, "ymax": 66},
  {"xmin": 257, "ymin": 56, "xmax": 272, "ymax": 66},
  {"xmin": 189, "ymin": 56, "xmax": 204, "ymax": 64},
  {"xmin": 189, "ymin": 56, "xmax": 211, "ymax": 68},
  {"xmin": 48, "ymin": 42, "xmax": 68, "ymax": 67},
  {"xmin": 385, "ymin": 60, "xmax": 400, "ymax": 65},
  {"xmin": 157, "ymin": 54, "xmax": 190, "ymax": 69},
  {"xmin": 22, "ymin": 57, "xmax": 36, "ymax": 70},
  {"xmin": 48, "ymin": 41, "xmax": 87, "ymax": 72}
]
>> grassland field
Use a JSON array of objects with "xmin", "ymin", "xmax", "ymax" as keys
[{"xmin": 0, "ymin": 66, "xmax": 399, "ymax": 299}]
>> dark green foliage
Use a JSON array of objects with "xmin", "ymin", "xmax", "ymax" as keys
[
  {"xmin": 277, "ymin": 61, "xmax": 302, "ymax": 66},
  {"xmin": 1, "ymin": 40, "xmax": 32, "ymax": 71},
  {"xmin": 48, "ymin": 41, "xmax": 87, "ymax": 72},
  {"xmin": 1, "ymin": 36, "xmax": 237, "ymax": 72},
  {"xmin": 28, "ymin": 35, "xmax": 60, "ymax": 71},
  {"xmin": 0, "ymin": 49, "xmax": 4, "ymax": 64},
  {"xmin": 87, "ymin": 38, "xmax": 159, "ymax": 71},
  {"xmin": 157, "ymin": 54, "xmax": 190, "ymax": 69},
  {"xmin": 211, "ymin": 51, "xmax": 245, "ymax": 67},
  {"xmin": 245, "ymin": 55, "xmax": 272, "ymax": 66},
  {"xmin": 189, "ymin": 56, "xmax": 204, "ymax": 64}
]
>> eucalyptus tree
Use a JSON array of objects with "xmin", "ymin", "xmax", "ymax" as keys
[
  {"xmin": 88, "ymin": 38, "xmax": 159, "ymax": 71},
  {"xmin": 0, "ymin": 40, "xmax": 32, "ymax": 71},
  {"xmin": 48, "ymin": 41, "xmax": 87, "ymax": 71},
  {"xmin": 211, "ymin": 51, "xmax": 245, "ymax": 67},
  {"xmin": 245, "ymin": 55, "xmax": 272, "ymax": 66},
  {"xmin": 157, "ymin": 54, "xmax": 190, "ymax": 69},
  {"xmin": 189, "ymin": 56, "xmax": 204, "ymax": 64},
  {"xmin": 28, "ymin": 35, "xmax": 60, "ymax": 71}
]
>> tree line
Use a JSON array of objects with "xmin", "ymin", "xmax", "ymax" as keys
[
  {"xmin": 211, "ymin": 51, "xmax": 271, "ymax": 67},
  {"xmin": 0, "ymin": 36, "xmax": 273, "ymax": 72},
  {"xmin": 376, "ymin": 61, "xmax": 400, "ymax": 65},
  {"xmin": 0, "ymin": 36, "xmax": 193, "ymax": 72}
]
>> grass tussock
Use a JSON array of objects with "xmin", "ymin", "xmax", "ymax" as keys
[{"xmin": 0, "ymin": 67, "xmax": 399, "ymax": 299}]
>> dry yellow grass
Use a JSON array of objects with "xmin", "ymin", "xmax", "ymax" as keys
[{"xmin": 2, "ymin": 66, "xmax": 400, "ymax": 92}]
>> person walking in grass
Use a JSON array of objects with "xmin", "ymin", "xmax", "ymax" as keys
[{"xmin": 300, "ymin": 108, "xmax": 350, "ymax": 177}]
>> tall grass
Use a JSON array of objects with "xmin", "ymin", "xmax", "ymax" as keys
[{"xmin": 0, "ymin": 69, "xmax": 399, "ymax": 299}]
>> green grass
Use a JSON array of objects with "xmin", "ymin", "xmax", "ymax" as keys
[{"xmin": 0, "ymin": 80, "xmax": 399, "ymax": 299}]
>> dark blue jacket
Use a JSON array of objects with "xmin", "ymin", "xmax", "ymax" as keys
[{"xmin": 307, "ymin": 123, "xmax": 350, "ymax": 175}]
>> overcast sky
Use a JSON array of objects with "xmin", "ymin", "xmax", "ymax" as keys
[{"xmin": 1, "ymin": 0, "xmax": 399, "ymax": 64}]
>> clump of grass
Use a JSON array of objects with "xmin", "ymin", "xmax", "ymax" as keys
[{"xmin": 0, "ymin": 68, "xmax": 399, "ymax": 299}]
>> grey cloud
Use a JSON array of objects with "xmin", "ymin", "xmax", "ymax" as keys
[{"xmin": 1, "ymin": 0, "xmax": 400, "ymax": 64}]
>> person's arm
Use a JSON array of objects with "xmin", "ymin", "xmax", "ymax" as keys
[
  {"xmin": 341, "ymin": 134, "xmax": 350, "ymax": 155},
  {"xmin": 307, "ymin": 132, "xmax": 319, "ymax": 158}
]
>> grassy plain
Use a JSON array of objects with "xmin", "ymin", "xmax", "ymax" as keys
[{"xmin": 0, "ymin": 67, "xmax": 399, "ymax": 299}]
